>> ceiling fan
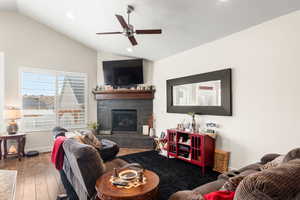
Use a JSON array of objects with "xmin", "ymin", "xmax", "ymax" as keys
[{"xmin": 96, "ymin": 5, "xmax": 162, "ymax": 46}]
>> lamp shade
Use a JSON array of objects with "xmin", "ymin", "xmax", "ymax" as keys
[{"xmin": 5, "ymin": 107, "xmax": 21, "ymax": 120}]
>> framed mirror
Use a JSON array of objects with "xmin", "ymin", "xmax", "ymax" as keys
[{"xmin": 167, "ymin": 68, "xmax": 232, "ymax": 116}]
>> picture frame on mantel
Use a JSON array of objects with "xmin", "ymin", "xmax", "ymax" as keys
[{"xmin": 167, "ymin": 68, "xmax": 232, "ymax": 116}]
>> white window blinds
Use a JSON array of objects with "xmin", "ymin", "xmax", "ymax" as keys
[{"xmin": 21, "ymin": 69, "xmax": 87, "ymax": 132}]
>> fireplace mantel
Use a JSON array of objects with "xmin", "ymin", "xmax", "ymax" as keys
[{"xmin": 92, "ymin": 89, "xmax": 155, "ymax": 100}]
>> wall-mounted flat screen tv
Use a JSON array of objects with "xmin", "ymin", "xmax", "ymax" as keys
[{"xmin": 103, "ymin": 59, "xmax": 143, "ymax": 86}]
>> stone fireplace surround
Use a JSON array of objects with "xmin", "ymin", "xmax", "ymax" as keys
[
  {"xmin": 97, "ymin": 99, "xmax": 152, "ymax": 134},
  {"xmin": 93, "ymin": 89, "xmax": 155, "ymax": 148}
]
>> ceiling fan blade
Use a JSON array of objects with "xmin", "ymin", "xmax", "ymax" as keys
[
  {"xmin": 135, "ymin": 29, "xmax": 162, "ymax": 34},
  {"xmin": 115, "ymin": 15, "xmax": 129, "ymax": 29},
  {"xmin": 96, "ymin": 32, "xmax": 123, "ymax": 35},
  {"xmin": 128, "ymin": 36, "xmax": 138, "ymax": 46}
]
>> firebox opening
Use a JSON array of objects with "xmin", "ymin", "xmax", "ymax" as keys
[{"xmin": 111, "ymin": 109, "xmax": 137, "ymax": 132}]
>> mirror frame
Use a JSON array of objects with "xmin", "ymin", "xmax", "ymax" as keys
[{"xmin": 167, "ymin": 68, "xmax": 232, "ymax": 116}]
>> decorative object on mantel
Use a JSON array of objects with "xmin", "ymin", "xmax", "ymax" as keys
[
  {"xmin": 5, "ymin": 106, "xmax": 21, "ymax": 135},
  {"xmin": 94, "ymin": 84, "xmax": 155, "ymax": 92},
  {"xmin": 0, "ymin": 170, "xmax": 17, "ymax": 200},
  {"xmin": 92, "ymin": 88, "xmax": 155, "ymax": 100}
]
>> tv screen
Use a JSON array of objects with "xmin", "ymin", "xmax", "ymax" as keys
[{"xmin": 103, "ymin": 59, "xmax": 144, "ymax": 86}]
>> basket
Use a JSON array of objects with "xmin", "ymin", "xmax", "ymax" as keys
[{"xmin": 213, "ymin": 149, "xmax": 230, "ymax": 173}]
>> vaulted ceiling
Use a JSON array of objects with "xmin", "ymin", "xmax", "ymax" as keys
[{"xmin": 1, "ymin": 0, "xmax": 300, "ymax": 60}]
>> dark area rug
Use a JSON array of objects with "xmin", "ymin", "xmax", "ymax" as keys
[{"xmin": 119, "ymin": 150, "xmax": 220, "ymax": 200}]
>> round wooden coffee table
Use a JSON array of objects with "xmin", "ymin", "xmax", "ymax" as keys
[{"xmin": 95, "ymin": 169, "xmax": 160, "ymax": 200}]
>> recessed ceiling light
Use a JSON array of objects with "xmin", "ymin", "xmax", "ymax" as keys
[
  {"xmin": 66, "ymin": 11, "xmax": 75, "ymax": 20},
  {"xmin": 126, "ymin": 47, "xmax": 133, "ymax": 52},
  {"xmin": 219, "ymin": 0, "xmax": 229, "ymax": 2}
]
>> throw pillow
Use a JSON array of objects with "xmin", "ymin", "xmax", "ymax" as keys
[
  {"xmin": 81, "ymin": 132, "xmax": 102, "ymax": 150},
  {"xmin": 283, "ymin": 148, "xmax": 300, "ymax": 163},
  {"xmin": 260, "ymin": 155, "xmax": 284, "ymax": 170}
]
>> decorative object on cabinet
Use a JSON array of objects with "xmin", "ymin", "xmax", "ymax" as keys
[
  {"xmin": 213, "ymin": 149, "xmax": 230, "ymax": 173},
  {"xmin": 188, "ymin": 112, "xmax": 197, "ymax": 132},
  {"xmin": 167, "ymin": 68, "xmax": 232, "ymax": 116},
  {"xmin": 167, "ymin": 129, "xmax": 215, "ymax": 175}
]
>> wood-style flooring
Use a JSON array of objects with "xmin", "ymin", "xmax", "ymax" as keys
[{"xmin": 0, "ymin": 148, "xmax": 149, "ymax": 200}]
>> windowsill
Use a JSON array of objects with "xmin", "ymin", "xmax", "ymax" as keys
[{"xmin": 21, "ymin": 126, "xmax": 88, "ymax": 134}]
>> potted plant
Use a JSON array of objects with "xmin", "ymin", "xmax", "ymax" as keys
[{"xmin": 87, "ymin": 121, "xmax": 100, "ymax": 135}]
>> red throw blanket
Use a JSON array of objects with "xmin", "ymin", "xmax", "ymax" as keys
[
  {"xmin": 51, "ymin": 136, "xmax": 66, "ymax": 170},
  {"xmin": 204, "ymin": 191, "xmax": 235, "ymax": 200}
]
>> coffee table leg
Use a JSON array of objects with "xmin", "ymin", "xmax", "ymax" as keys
[
  {"xmin": 0, "ymin": 140, "xmax": 2, "ymax": 160},
  {"xmin": 4, "ymin": 139, "xmax": 7, "ymax": 159},
  {"xmin": 22, "ymin": 137, "xmax": 26, "ymax": 157},
  {"xmin": 17, "ymin": 138, "xmax": 22, "ymax": 161}
]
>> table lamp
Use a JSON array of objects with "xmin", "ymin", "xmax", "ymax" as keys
[{"xmin": 5, "ymin": 106, "xmax": 21, "ymax": 135}]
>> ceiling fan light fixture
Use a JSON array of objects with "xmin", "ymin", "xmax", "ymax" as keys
[
  {"xmin": 126, "ymin": 47, "xmax": 133, "ymax": 52},
  {"xmin": 66, "ymin": 11, "xmax": 75, "ymax": 20}
]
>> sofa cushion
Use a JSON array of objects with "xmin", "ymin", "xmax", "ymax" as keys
[
  {"xmin": 81, "ymin": 132, "xmax": 102, "ymax": 149},
  {"xmin": 98, "ymin": 139, "xmax": 119, "ymax": 162},
  {"xmin": 283, "ymin": 148, "xmax": 300, "ymax": 163},
  {"xmin": 168, "ymin": 190, "xmax": 205, "ymax": 200},
  {"xmin": 221, "ymin": 170, "xmax": 259, "ymax": 191},
  {"xmin": 234, "ymin": 159, "xmax": 300, "ymax": 200},
  {"xmin": 260, "ymin": 155, "xmax": 284, "ymax": 170},
  {"xmin": 260, "ymin": 153, "xmax": 281, "ymax": 164},
  {"xmin": 238, "ymin": 163, "xmax": 263, "ymax": 173}
]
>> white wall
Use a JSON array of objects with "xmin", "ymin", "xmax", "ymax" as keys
[
  {"xmin": 0, "ymin": 53, "xmax": 4, "ymax": 132},
  {"xmin": 97, "ymin": 51, "xmax": 153, "ymax": 85},
  {"xmin": 153, "ymin": 11, "xmax": 300, "ymax": 169},
  {"xmin": 0, "ymin": 12, "xmax": 97, "ymax": 152}
]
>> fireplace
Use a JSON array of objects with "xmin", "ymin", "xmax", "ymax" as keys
[
  {"xmin": 94, "ymin": 89, "xmax": 155, "ymax": 148},
  {"xmin": 112, "ymin": 109, "xmax": 137, "ymax": 132}
]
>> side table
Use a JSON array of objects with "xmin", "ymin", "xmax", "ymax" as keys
[{"xmin": 0, "ymin": 133, "xmax": 26, "ymax": 161}]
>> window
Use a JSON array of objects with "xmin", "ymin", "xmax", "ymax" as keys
[
  {"xmin": 20, "ymin": 68, "xmax": 87, "ymax": 132},
  {"xmin": 0, "ymin": 53, "xmax": 4, "ymax": 132}
]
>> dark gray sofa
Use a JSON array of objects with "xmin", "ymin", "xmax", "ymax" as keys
[
  {"xmin": 169, "ymin": 151, "xmax": 300, "ymax": 200},
  {"xmin": 52, "ymin": 127, "xmax": 128, "ymax": 200}
]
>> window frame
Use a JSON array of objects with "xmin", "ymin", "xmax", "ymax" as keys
[
  {"xmin": 19, "ymin": 67, "xmax": 88, "ymax": 132},
  {"xmin": 0, "ymin": 53, "xmax": 4, "ymax": 133}
]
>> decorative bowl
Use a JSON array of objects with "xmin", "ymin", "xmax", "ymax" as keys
[{"xmin": 119, "ymin": 169, "xmax": 138, "ymax": 181}]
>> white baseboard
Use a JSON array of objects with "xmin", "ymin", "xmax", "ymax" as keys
[{"xmin": 25, "ymin": 146, "xmax": 52, "ymax": 153}]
